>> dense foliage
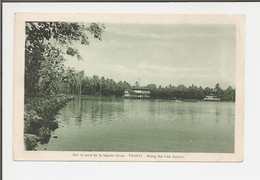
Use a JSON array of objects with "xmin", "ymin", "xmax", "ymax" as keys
[
  {"xmin": 25, "ymin": 22, "xmax": 105, "ymax": 97},
  {"xmin": 146, "ymin": 83, "xmax": 235, "ymax": 101},
  {"xmin": 47, "ymin": 63, "xmax": 235, "ymax": 101},
  {"xmin": 60, "ymin": 70, "xmax": 235, "ymax": 101},
  {"xmin": 24, "ymin": 22, "xmax": 105, "ymax": 150},
  {"xmin": 60, "ymin": 69, "xmax": 132, "ymax": 97}
]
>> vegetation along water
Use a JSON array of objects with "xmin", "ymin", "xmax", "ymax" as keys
[{"xmin": 24, "ymin": 22, "xmax": 235, "ymax": 151}]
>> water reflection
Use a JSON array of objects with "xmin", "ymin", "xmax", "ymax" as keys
[
  {"xmin": 38, "ymin": 96, "xmax": 235, "ymax": 153},
  {"xmin": 149, "ymin": 100, "xmax": 156, "ymax": 119},
  {"xmin": 74, "ymin": 96, "xmax": 83, "ymax": 126}
]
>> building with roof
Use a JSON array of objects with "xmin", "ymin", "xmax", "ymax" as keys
[{"xmin": 124, "ymin": 87, "xmax": 151, "ymax": 99}]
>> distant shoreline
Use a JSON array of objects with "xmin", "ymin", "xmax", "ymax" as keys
[{"xmin": 71, "ymin": 94, "xmax": 235, "ymax": 102}]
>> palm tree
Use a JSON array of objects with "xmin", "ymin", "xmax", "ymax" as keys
[{"xmin": 78, "ymin": 70, "xmax": 85, "ymax": 95}]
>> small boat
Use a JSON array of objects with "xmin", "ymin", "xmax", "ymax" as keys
[{"xmin": 204, "ymin": 94, "xmax": 220, "ymax": 101}]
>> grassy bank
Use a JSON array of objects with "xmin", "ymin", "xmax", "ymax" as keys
[{"xmin": 24, "ymin": 94, "xmax": 74, "ymax": 150}]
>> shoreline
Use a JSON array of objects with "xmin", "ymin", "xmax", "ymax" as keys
[
  {"xmin": 25, "ymin": 94, "xmax": 234, "ymax": 150},
  {"xmin": 73, "ymin": 94, "xmax": 235, "ymax": 102},
  {"xmin": 24, "ymin": 94, "xmax": 74, "ymax": 150}
]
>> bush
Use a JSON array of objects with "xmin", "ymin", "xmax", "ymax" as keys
[{"xmin": 24, "ymin": 94, "xmax": 73, "ymax": 150}]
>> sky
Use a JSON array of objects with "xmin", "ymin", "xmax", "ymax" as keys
[{"xmin": 64, "ymin": 23, "xmax": 236, "ymax": 89}]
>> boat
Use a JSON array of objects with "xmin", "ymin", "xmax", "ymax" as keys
[{"xmin": 203, "ymin": 94, "xmax": 220, "ymax": 101}]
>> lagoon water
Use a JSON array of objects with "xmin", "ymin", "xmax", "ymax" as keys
[{"xmin": 36, "ymin": 96, "xmax": 235, "ymax": 153}]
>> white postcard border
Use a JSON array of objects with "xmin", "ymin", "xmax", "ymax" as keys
[{"xmin": 13, "ymin": 13, "xmax": 245, "ymax": 162}]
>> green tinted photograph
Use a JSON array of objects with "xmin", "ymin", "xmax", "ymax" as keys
[{"xmin": 24, "ymin": 21, "xmax": 236, "ymax": 153}]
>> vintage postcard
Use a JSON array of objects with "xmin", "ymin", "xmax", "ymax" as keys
[{"xmin": 13, "ymin": 13, "xmax": 245, "ymax": 161}]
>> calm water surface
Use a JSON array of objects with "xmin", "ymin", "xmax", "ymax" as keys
[{"xmin": 36, "ymin": 96, "xmax": 235, "ymax": 153}]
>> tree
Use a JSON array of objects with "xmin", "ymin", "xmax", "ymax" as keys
[
  {"xmin": 204, "ymin": 87, "xmax": 213, "ymax": 96},
  {"xmin": 214, "ymin": 83, "xmax": 222, "ymax": 96},
  {"xmin": 146, "ymin": 84, "xmax": 157, "ymax": 90},
  {"xmin": 223, "ymin": 86, "xmax": 235, "ymax": 101},
  {"xmin": 76, "ymin": 70, "xmax": 85, "ymax": 95},
  {"xmin": 25, "ymin": 22, "xmax": 105, "ymax": 97}
]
